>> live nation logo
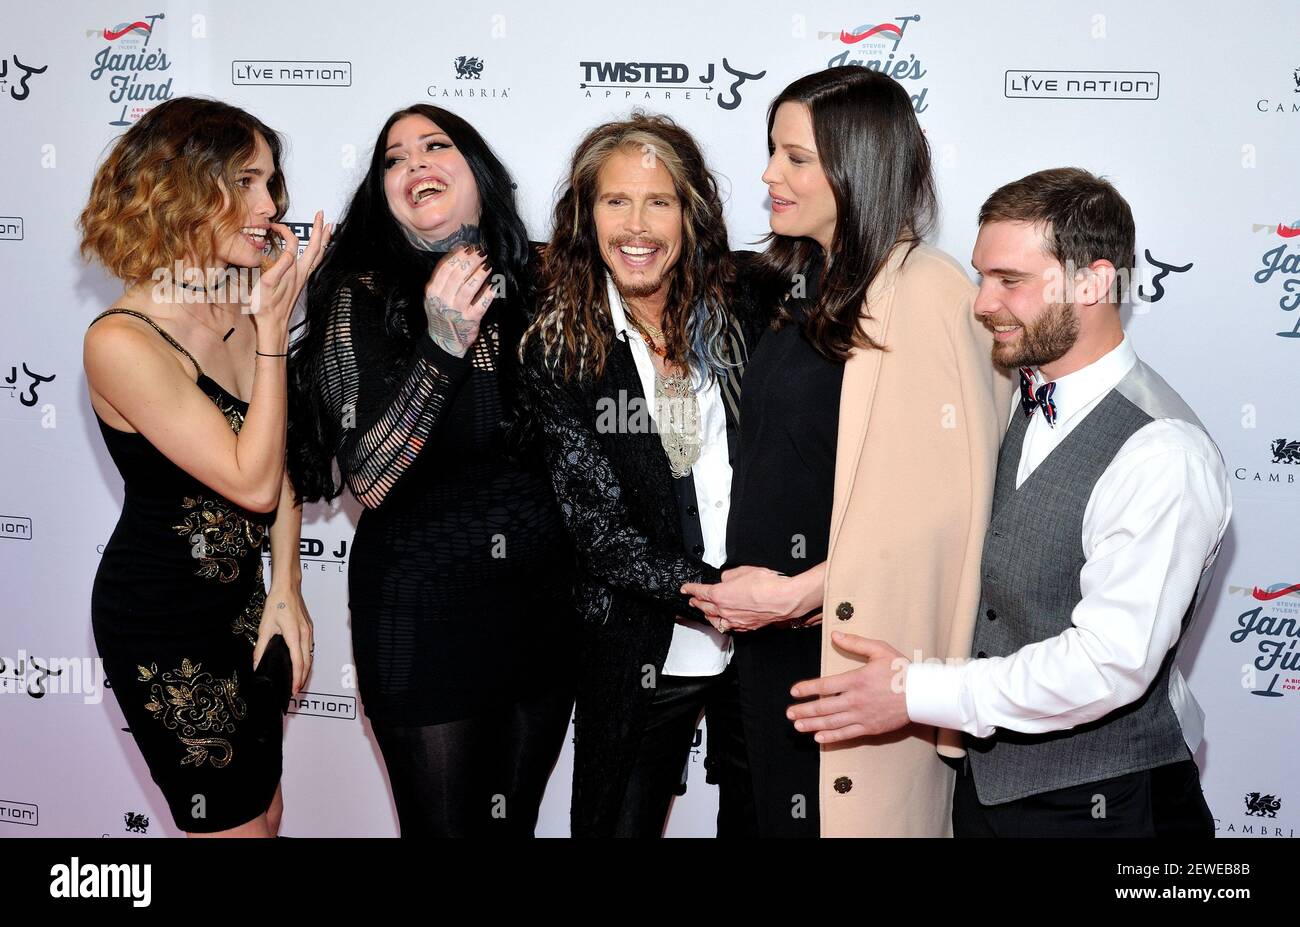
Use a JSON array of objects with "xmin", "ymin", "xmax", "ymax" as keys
[
  {"xmin": 288, "ymin": 690, "xmax": 357, "ymax": 720},
  {"xmin": 427, "ymin": 55, "xmax": 510, "ymax": 101},
  {"xmin": 232, "ymin": 60, "xmax": 351, "ymax": 87},
  {"xmin": 1225, "ymin": 582, "xmax": 1300, "ymax": 700},
  {"xmin": 0, "ymin": 514, "xmax": 32, "ymax": 541},
  {"xmin": 86, "ymin": 12, "xmax": 174, "ymax": 126},
  {"xmin": 817, "ymin": 14, "xmax": 929, "ymax": 113},
  {"xmin": 0, "ymin": 799, "xmax": 38, "ymax": 827},
  {"xmin": 1005, "ymin": 70, "xmax": 1159, "ymax": 101}
]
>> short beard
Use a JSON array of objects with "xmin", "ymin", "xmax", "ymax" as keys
[
  {"xmin": 614, "ymin": 274, "xmax": 666, "ymax": 300},
  {"xmin": 607, "ymin": 235, "xmax": 670, "ymax": 301},
  {"xmin": 991, "ymin": 301, "xmax": 1079, "ymax": 369}
]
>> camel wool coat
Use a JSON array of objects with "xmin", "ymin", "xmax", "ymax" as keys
[{"xmin": 816, "ymin": 241, "xmax": 1015, "ymax": 837}]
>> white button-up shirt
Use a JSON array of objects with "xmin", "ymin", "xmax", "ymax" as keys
[
  {"xmin": 906, "ymin": 337, "xmax": 1230, "ymax": 750},
  {"xmin": 605, "ymin": 275, "xmax": 732, "ymax": 676}
]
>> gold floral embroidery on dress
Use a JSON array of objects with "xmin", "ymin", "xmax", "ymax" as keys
[
  {"xmin": 173, "ymin": 496, "xmax": 267, "ymax": 582},
  {"xmin": 138, "ymin": 658, "xmax": 247, "ymax": 768},
  {"xmin": 172, "ymin": 387, "xmax": 268, "ymax": 582},
  {"xmin": 210, "ymin": 389, "xmax": 246, "ymax": 434},
  {"xmin": 231, "ymin": 562, "xmax": 267, "ymax": 646}
]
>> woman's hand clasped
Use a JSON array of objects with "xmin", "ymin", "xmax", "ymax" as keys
[{"xmin": 682, "ymin": 565, "xmax": 821, "ymax": 633}]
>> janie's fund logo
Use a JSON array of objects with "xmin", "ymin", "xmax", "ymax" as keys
[
  {"xmin": 1252, "ymin": 221, "xmax": 1300, "ymax": 338},
  {"xmin": 819, "ymin": 14, "xmax": 929, "ymax": 112},
  {"xmin": 1227, "ymin": 581, "xmax": 1300, "ymax": 699},
  {"xmin": 86, "ymin": 12, "xmax": 173, "ymax": 126}
]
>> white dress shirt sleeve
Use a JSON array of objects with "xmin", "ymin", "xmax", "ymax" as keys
[{"xmin": 906, "ymin": 420, "xmax": 1230, "ymax": 739}]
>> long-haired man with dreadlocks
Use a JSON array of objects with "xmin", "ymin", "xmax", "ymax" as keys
[{"xmin": 521, "ymin": 113, "xmax": 768, "ymax": 837}]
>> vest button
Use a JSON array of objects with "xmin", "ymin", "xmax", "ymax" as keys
[
  {"xmin": 687, "ymin": 505, "xmax": 698, "ymax": 516},
  {"xmin": 977, "ymin": 650, "xmax": 988, "ymax": 659},
  {"xmin": 835, "ymin": 601, "xmax": 854, "ymax": 621},
  {"xmin": 833, "ymin": 776, "xmax": 853, "ymax": 794},
  {"xmin": 985, "ymin": 609, "xmax": 997, "ymax": 621},
  {"xmin": 691, "ymin": 544, "xmax": 704, "ymax": 556}
]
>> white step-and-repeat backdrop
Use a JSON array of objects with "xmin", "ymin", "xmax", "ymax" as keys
[{"xmin": 1, "ymin": 0, "xmax": 1296, "ymax": 837}]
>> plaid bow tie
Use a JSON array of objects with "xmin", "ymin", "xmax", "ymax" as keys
[{"xmin": 1019, "ymin": 366, "xmax": 1057, "ymax": 426}]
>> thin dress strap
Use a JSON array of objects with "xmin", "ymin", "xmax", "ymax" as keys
[{"xmin": 90, "ymin": 308, "xmax": 204, "ymax": 378}]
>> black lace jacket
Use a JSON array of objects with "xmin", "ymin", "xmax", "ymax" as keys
[{"xmin": 520, "ymin": 251, "xmax": 773, "ymax": 834}]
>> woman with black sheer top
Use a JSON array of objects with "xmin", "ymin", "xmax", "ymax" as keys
[{"xmin": 288, "ymin": 104, "xmax": 575, "ymax": 837}]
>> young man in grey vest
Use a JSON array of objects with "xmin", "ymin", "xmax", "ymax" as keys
[{"xmin": 785, "ymin": 167, "xmax": 1231, "ymax": 837}]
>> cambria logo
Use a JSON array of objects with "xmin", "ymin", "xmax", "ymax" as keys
[{"xmin": 1244, "ymin": 792, "xmax": 1281, "ymax": 818}]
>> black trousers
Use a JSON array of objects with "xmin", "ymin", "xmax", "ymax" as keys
[
  {"xmin": 953, "ymin": 754, "xmax": 1215, "ymax": 838},
  {"xmin": 612, "ymin": 662, "xmax": 756, "ymax": 837},
  {"xmin": 733, "ymin": 626, "xmax": 822, "ymax": 837},
  {"xmin": 370, "ymin": 683, "xmax": 573, "ymax": 837}
]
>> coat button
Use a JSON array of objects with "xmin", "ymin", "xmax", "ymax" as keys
[
  {"xmin": 985, "ymin": 609, "xmax": 997, "ymax": 621},
  {"xmin": 687, "ymin": 505, "xmax": 698, "ymax": 516},
  {"xmin": 692, "ymin": 544, "xmax": 704, "ymax": 556},
  {"xmin": 835, "ymin": 601, "xmax": 854, "ymax": 621},
  {"xmin": 833, "ymin": 776, "xmax": 853, "ymax": 794},
  {"xmin": 977, "ymin": 650, "xmax": 988, "ymax": 659}
]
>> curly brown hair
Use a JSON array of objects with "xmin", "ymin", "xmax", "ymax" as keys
[
  {"xmin": 523, "ymin": 112, "xmax": 734, "ymax": 383},
  {"xmin": 78, "ymin": 96, "xmax": 288, "ymax": 288}
]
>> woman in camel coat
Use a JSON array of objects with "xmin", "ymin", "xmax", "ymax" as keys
[{"xmin": 684, "ymin": 66, "xmax": 1012, "ymax": 837}]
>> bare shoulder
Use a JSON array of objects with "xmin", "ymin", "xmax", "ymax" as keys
[{"xmin": 83, "ymin": 310, "xmax": 193, "ymax": 392}]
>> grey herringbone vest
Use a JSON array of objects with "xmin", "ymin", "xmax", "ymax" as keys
[{"xmin": 968, "ymin": 369, "xmax": 1199, "ymax": 805}]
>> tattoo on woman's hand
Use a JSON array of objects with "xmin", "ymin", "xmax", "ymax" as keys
[{"xmin": 426, "ymin": 294, "xmax": 478, "ymax": 356}]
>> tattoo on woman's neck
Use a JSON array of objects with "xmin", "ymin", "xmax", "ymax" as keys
[{"xmin": 403, "ymin": 223, "xmax": 483, "ymax": 254}]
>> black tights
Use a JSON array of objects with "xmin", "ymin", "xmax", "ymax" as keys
[{"xmin": 371, "ymin": 685, "xmax": 573, "ymax": 837}]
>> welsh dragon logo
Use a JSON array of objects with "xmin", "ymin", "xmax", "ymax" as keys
[{"xmin": 1244, "ymin": 792, "xmax": 1281, "ymax": 818}]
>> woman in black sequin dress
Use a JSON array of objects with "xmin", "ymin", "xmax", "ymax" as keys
[
  {"xmin": 80, "ymin": 97, "xmax": 328, "ymax": 836},
  {"xmin": 288, "ymin": 105, "xmax": 575, "ymax": 837}
]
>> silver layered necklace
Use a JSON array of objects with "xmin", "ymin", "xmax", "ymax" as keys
[
  {"xmin": 620, "ymin": 292, "xmax": 703, "ymax": 479},
  {"xmin": 654, "ymin": 365, "xmax": 702, "ymax": 479}
]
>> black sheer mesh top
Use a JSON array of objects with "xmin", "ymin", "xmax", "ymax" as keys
[{"xmin": 308, "ymin": 273, "xmax": 575, "ymax": 724}]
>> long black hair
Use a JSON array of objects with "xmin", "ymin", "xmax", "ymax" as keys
[
  {"xmin": 757, "ymin": 66, "xmax": 937, "ymax": 361},
  {"xmin": 287, "ymin": 104, "xmax": 533, "ymax": 503}
]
